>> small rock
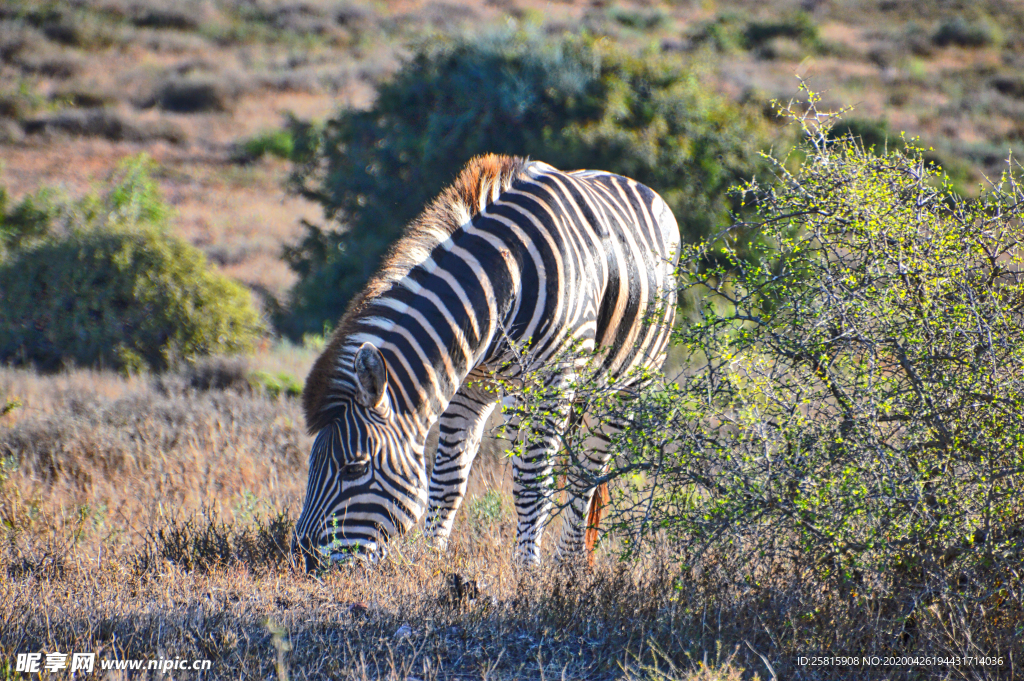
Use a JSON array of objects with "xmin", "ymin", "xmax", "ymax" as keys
[{"xmin": 442, "ymin": 572, "xmax": 480, "ymax": 607}]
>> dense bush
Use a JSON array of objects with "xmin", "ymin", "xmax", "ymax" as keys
[
  {"xmin": 154, "ymin": 75, "xmax": 241, "ymax": 113},
  {"xmin": 231, "ymin": 127, "xmax": 295, "ymax": 164},
  {"xmin": 690, "ymin": 11, "xmax": 823, "ymax": 55},
  {"xmin": 0, "ymin": 156, "xmax": 264, "ymax": 372},
  {"xmin": 282, "ymin": 30, "xmax": 773, "ymax": 336},
  {"xmin": 932, "ymin": 16, "xmax": 1001, "ymax": 48},
  {"xmin": 0, "ymin": 186, "xmax": 58, "ymax": 253},
  {"xmin": 511, "ymin": 91, "xmax": 1024, "ymax": 589},
  {"xmin": 826, "ymin": 116, "xmax": 905, "ymax": 153}
]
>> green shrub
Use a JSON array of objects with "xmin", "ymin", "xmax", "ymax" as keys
[
  {"xmin": 689, "ymin": 11, "xmax": 823, "ymax": 54},
  {"xmin": 0, "ymin": 187, "xmax": 60, "ymax": 253},
  {"xmin": 688, "ymin": 13, "xmax": 746, "ymax": 53},
  {"xmin": 248, "ymin": 371, "xmax": 303, "ymax": 399},
  {"xmin": 1, "ymin": 395, "xmax": 20, "ymax": 418},
  {"xmin": 283, "ymin": 31, "xmax": 773, "ymax": 336},
  {"xmin": 0, "ymin": 156, "xmax": 264, "ymax": 373},
  {"xmin": 743, "ymin": 11, "xmax": 821, "ymax": 51},
  {"xmin": 608, "ymin": 6, "xmax": 668, "ymax": 32},
  {"xmin": 0, "ymin": 227, "xmax": 263, "ymax": 372},
  {"xmin": 932, "ymin": 17, "xmax": 1001, "ymax": 48},
  {"xmin": 231, "ymin": 128, "xmax": 295, "ymax": 164}
]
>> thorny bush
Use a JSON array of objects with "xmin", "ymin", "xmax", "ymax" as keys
[{"xmin": 501, "ymin": 88, "xmax": 1024, "ymax": 591}]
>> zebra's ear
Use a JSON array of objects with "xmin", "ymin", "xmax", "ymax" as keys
[{"xmin": 353, "ymin": 342, "xmax": 388, "ymax": 409}]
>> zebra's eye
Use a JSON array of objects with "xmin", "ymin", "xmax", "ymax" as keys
[{"xmin": 340, "ymin": 460, "xmax": 369, "ymax": 480}]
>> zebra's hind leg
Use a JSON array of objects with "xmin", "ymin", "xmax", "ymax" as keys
[
  {"xmin": 424, "ymin": 385, "xmax": 499, "ymax": 550},
  {"xmin": 554, "ymin": 412, "xmax": 622, "ymax": 563}
]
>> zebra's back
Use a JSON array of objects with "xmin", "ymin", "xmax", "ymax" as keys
[{"xmin": 472, "ymin": 161, "xmax": 680, "ymax": 383}]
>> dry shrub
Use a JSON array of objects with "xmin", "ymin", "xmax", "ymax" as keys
[
  {"xmin": 139, "ymin": 28, "xmax": 213, "ymax": 53},
  {"xmin": 5, "ymin": 503, "xmax": 1016, "ymax": 679},
  {"xmin": 146, "ymin": 507, "xmax": 294, "ymax": 573},
  {"xmin": 0, "ymin": 24, "xmax": 45, "ymax": 63},
  {"xmin": 22, "ymin": 108, "xmax": 186, "ymax": 142},
  {"xmin": 153, "ymin": 74, "xmax": 245, "ymax": 113},
  {"xmin": 0, "ymin": 23, "xmax": 85, "ymax": 77},
  {"xmin": 991, "ymin": 74, "xmax": 1024, "ymax": 100},
  {"xmin": 183, "ymin": 355, "xmax": 254, "ymax": 392},
  {"xmin": 267, "ymin": 4, "xmax": 340, "ymax": 37},
  {"xmin": 0, "ymin": 119, "xmax": 23, "ymax": 143},
  {"xmin": 131, "ymin": 7, "xmax": 204, "ymax": 31},
  {"xmin": 255, "ymin": 69, "xmax": 322, "ymax": 93},
  {"xmin": 0, "ymin": 91, "xmax": 36, "ymax": 121},
  {"xmin": 50, "ymin": 85, "xmax": 119, "ymax": 109},
  {"xmin": 419, "ymin": 2, "xmax": 480, "ymax": 31},
  {"xmin": 14, "ymin": 48, "xmax": 85, "ymax": 78},
  {"xmin": 38, "ymin": 10, "xmax": 119, "ymax": 49},
  {"xmin": 92, "ymin": 0, "xmax": 220, "ymax": 28},
  {"xmin": 334, "ymin": 1, "xmax": 376, "ymax": 28}
]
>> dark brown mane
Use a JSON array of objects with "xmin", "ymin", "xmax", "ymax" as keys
[{"xmin": 302, "ymin": 153, "xmax": 530, "ymax": 432}]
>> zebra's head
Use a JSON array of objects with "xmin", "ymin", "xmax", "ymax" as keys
[{"xmin": 293, "ymin": 342, "xmax": 428, "ymax": 572}]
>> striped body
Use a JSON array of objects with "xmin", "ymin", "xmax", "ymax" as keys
[{"xmin": 294, "ymin": 155, "xmax": 679, "ymax": 569}]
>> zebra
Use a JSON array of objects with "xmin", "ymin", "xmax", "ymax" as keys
[{"xmin": 293, "ymin": 154, "xmax": 679, "ymax": 570}]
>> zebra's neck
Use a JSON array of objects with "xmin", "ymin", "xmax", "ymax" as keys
[{"xmin": 337, "ymin": 224, "xmax": 520, "ymax": 436}]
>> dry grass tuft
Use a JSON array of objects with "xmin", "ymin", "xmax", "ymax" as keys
[
  {"xmin": 0, "ymin": 366, "xmax": 309, "ymax": 544},
  {"xmin": 182, "ymin": 354, "xmax": 255, "ymax": 393}
]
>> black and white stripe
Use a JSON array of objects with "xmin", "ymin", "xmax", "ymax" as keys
[{"xmin": 293, "ymin": 156, "xmax": 679, "ymax": 569}]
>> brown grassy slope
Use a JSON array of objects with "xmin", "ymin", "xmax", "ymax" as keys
[
  {"xmin": 3, "ymin": 0, "xmax": 1024, "ymax": 310},
  {"xmin": 0, "ymin": 367, "xmax": 311, "ymax": 544}
]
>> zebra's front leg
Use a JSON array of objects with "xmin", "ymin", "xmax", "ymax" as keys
[
  {"xmin": 511, "ymin": 400, "xmax": 572, "ymax": 566},
  {"xmin": 424, "ymin": 386, "xmax": 499, "ymax": 550},
  {"xmin": 554, "ymin": 413, "xmax": 620, "ymax": 561}
]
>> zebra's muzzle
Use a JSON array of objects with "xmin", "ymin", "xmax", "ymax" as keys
[{"xmin": 293, "ymin": 532, "xmax": 382, "ymax": 573}]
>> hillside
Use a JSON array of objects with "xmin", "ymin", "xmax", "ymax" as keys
[{"xmin": 2, "ymin": 0, "xmax": 1022, "ymax": 308}]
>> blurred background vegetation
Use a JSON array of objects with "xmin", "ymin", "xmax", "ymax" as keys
[
  {"xmin": 3, "ymin": 0, "xmax": 1024, "ymax": 346},
  {"xmin": 0, "ymin": 155, "xmax": 264, "ymax": 373},
  {"xmin": 280, "ymin": 30, "xmax": 773, "ymax": 335}
]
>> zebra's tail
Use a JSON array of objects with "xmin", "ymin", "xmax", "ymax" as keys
[{"xmin": 584, "ymin": 482, "xmax": 610, "ymax": 564}]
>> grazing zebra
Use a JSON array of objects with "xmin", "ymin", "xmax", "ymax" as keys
[{"xmin": 293, "ymin": 154, "xmax": 679, "ymax": 570}]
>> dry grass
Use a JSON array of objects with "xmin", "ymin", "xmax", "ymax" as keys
[
  {"xmin": 0, "ymin": 367, "xmax": 309, "ymax": 540},
  {"xmin": 0, "ymin": 367, "xmax": 1020, "ymax": 680}
]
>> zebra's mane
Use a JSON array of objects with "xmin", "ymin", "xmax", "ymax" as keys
[{"xmin": 302, "ymin": 153, "xmax": 530, "ymax": 432}]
